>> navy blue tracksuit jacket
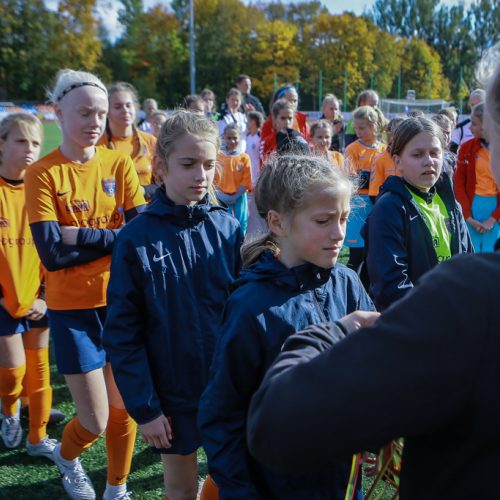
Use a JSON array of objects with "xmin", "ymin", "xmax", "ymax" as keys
[
  {"xmin": 103, "ymin": 187, "xmax": 243, "ymax": 425},
  {"xmin": 198, "ymin": 251, "xmax": 374, "ymax": 499}
]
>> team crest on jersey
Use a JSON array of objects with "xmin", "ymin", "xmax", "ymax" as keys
[
  {"xmin": 0, "ymin": 217, "xmax": 9, "ymax": 227},
  {"xmin": 102, "ymin": 178, "xmax": 116, "ymax": 196},
  {"xmin": 236, "ymin": 163, "xmax": 243, "ymax": 172}
]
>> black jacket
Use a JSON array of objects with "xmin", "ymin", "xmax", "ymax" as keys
[
  {"xmin": 248, "ymin": 252, "xmax": 500, "ymax": 499},
  {"xmin": 362, "ymin": 175, "xmax": 472, "ymax": 310}
]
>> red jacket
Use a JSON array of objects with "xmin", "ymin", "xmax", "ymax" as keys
[
  {"xmin": 454, "ymin": 138, "xmax": 500, "ymax": 220},
  {"xmin": 261, "ymin": 111, "xmax": 309, "ymax": 143}
]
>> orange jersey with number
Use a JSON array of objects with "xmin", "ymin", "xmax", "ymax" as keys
[
  {"xmin": 0, "ymin": 178, "xmax": 42, "ymax": 318},
  {"xmin": 99, "ymin": 130, "xmax": 156, "ymax": 186},
  {"xmin": 344, "ymin": 140, "xmax": 386, "ymax": 195},
  {"xmin": 368, "ymin": 149, "xmax": 400, "ymax": 197},
  {"xmin": 24, "ymin": 148, "xmax": 145, "ymax": 310},
  {"xmin": 216, "ymin": 152, "xmax": 253, "ymax": 194}
]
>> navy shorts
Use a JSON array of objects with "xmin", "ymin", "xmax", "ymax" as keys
[
  {"xmin": 152, "ymin": 412, "xmax": 201, "ymax": 456},
  {"xmin": 0, "ymin": 305, "xmax": 49, "ymax": 336},
  {"xmin": 48, "ymin": 307, "xmax": 107, "ymax": 375}
]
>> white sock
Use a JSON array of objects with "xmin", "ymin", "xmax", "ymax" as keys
[
  {"xmin": 55, "ymin": 443, "xmax": 77, "ymax": 466},
  {"xmin": 104, "ymin": 482, "xmax": 127, "ymax": 498}
]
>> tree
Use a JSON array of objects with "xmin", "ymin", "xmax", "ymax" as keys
[
  {"xmin": 400, "ymin": 38, "xmax": 450, "ymax": 99},
  {"xmin": 56, "ymin": 0, "xmax": 103, "ymax": 72},
  {"xmin": 0, "ymin": 0, "xmax": 62, "ymax": 99},
  {"xmin": 247, "ymin": 18, "xmax": 300, "ymax": 101}
]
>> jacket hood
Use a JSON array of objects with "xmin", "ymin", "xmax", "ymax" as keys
[
  {"xmin": 234, "ymin": 251, "xmax": 331, "ymax": 292},
  {"xmin": 144, "ymin": 186, "xmax": 224, "ymax": 223}
]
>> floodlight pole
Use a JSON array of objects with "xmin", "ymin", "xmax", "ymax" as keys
[{"xmin": 189, "ymin": 0, "xmax": 196, "ymax": 95}]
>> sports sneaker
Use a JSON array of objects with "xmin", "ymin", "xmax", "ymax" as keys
[
  {"xmin": 1, "ymin": 400, "xmax": 22, "ymax": 448},
  {"xmin": 102, "ymin": 487, "xmax": 132, "ymax": 500},
  {"xmin": 53, "ymin": 443, "xmax": 96, "ymax": 500},
  {"xmin": 26, "ymin": 435, "xmax": 58, "ymax": 460}
]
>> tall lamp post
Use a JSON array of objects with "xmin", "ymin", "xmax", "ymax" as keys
[{"xmin": 190, "ymin": 0, "xmax": 196, "ymax": 94}]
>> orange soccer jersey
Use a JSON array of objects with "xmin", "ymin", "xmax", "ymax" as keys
[
  {"xmin": 216, "ymin": 152, "xmax": 253, "ymax": 195},
  {"xmin": 99, "ymin": 130, "xmax": 157, "ymax": 186},
  {"xmin": 327, "ymin": 150, "xmax": 344, "ymax": 169},
  {"xmin": 368, "ymin": 149, "xmax": 400, "ymax": 197},
  {"xmin": 24, "ymin": 148, "xmax": 145, "ymax": 310},
  {"xmin": 0, "ymin": 178, "xmax": 42, "ymax": 318},
  {"xmin": 344, "ymin": 140, "xmax": 386, "ymax": 196},
  {"xmin": 474, "ymin": 146, "xmax": 496, "ymax": 197}
]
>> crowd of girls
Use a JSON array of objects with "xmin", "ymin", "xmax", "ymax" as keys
[{"xmin": 0, "ymin": 59, "xmax": 495, "ymax": 500}]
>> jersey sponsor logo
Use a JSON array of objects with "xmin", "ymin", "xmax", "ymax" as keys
[
  {"xmin": 66, "ymin": 200, "xmax": 91, "ymax": 214},
  {"xmin": 57, "ymin": 190, "xmax": 69, "ymax": 197},
  {"xmin": 409, "ymin": 214, "xmax": 419, "ymax": 221},
  {"xmin": 236, "ymin": 163, "xmax": 244, "ymax": 172},
  {"xmin": 0, "ymin": 217, "xmax": 9, "ymax": 227},
  {"xmin": 1, "ymin": 236, "xmax": 35, "ymax": 247},
  {"xmin": 102, "ymin": 178, "xmax": 116, "ymax": 196},
  {"xmin": 70, "ymin": 211, "xmax": 122, "ymax": 228}
]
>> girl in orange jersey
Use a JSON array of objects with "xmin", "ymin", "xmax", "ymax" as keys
[
  {"xmin": 216, "ymin": 123, "xmax": 253, "ymax": 233},
  {"xmin": 344, "ymin": 106, "xmax": 387, "ymax": 282},
  {"xmin": 368, "ymin": 117, "xmax": 405, "ymax": 198},
  {"xmin": 25, "ymin": 69, "xmax": 146, "ymax": 500},
  {"xmin": 100, "ymin": 82, "xmax": 158, "ymax": 201},
  {"xmin": 455, "ymin": 103, "xmax": 500, "ymax": 252},
  {"xmin": 310, "ymin": 120, "xmax": 344, "ymax": 168},
  {"xmin": 0, "ymin": 113, "xmax": 58, "ymax": 459}
]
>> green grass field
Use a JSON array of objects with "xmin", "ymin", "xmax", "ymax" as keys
[
  {"xmin": 0, "ymin": 124, "xmax": 393, "ymax": 498},
  {"xmin": 41, "ymin": 122, "xmax": 62, "ymax": 157}
]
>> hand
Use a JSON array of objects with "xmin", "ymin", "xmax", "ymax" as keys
[
  {"xmin": 60, "ymin": 226, "xmax": 80, "ymax": 245},
  {"xmin": 482, "ymin": 216, "xmax": 496, "ymax": 232},
  {"xmin": 139, "ymin": 414, "xmax": 173, "ymax": 449},
  {"xmin": 338, "ymin": 310, "xmax": 381, "ymax": 335},
  {"xmin": 25, "ymin": 299, "xmax": 47, "ymax": 321},
  {"xmin": 244, "ymin": 103, "xmax": 256, "ymax": 113}
]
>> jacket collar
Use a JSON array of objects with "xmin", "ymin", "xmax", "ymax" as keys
[
  {"xmin": 144, "ymin": 186, "xmax": 223, "ymax": 223},
  {"xmin": 236, "ymin": 251, "xmax": 331, "ymax": 292}
]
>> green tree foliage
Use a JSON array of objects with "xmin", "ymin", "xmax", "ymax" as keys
[
  {"xmin": 369, "ymin": 0, "xmax": 500, "ymax": 104},
  {"xmin": 400, "ymin": 38, "xmax": 450, "ymax": 99},
  {"xmin": 2, "ymin": 0, "xmax": 497, "ymax": 109},
  {"xmin": 0, "ymin": 0, "xmax": 60, "ymax": 99},
  {"xmin": 102, "ymin": 0, "xmax": 188, "ymax": 106}
]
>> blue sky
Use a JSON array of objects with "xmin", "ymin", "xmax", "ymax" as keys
[{"xmin": 45, "ymin": 0, "xmax": 470, "ymax": 41}]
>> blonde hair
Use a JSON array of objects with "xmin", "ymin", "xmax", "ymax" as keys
[
  {"xmin": 155, "ymin": 110, "xmax": 220, "ymax": 203},
  {"xmin": 47, "ymin": 69, "xmax": 107, "ymax": 103},
  {"xmin": 310, "ymin": 119, "xmax": 333, "ymax": 138},
  {"xmin": 322, "ymin": 93, "xmax": 339, "ymax": 106},
  {"xmin": 0, "ymin": 113, "xmax": 43, "ymax": 167},
  {"xmin": 353, "ymin": 105, "xmax": 387, "ymax": 136},
  {"xmin": 242, "ymin": 154, "xmax": 354, "ymax": 267}
]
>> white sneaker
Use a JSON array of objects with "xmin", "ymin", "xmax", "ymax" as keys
[
  {"xmin": 1, "ymin": 400, "xmax": 22, "ymax": 448},
  {"xmin": 53, "ymin": 443, "xmax": 96, "ymax": 500},
  {"xmin": 102, "ymin": 485, "xmax": 132, "ymax": 500},
  {"xmin": 26, "ymin": 435, "xmax": 58, "ymax": 460}
]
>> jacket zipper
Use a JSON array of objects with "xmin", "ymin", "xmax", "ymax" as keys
[{"xmin": 313, "ymin": 289, "xmax": 328, "ymax": 323}]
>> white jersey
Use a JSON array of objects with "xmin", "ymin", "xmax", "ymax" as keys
[
  {"xmin": 451, "ymin": 118, "xmax": 473, "ymax": 148},
  {"xmin": 245, "ymin": 133, "xmax": 261, "ymax": 187},
  {"xmin": 218, "ymin": 112, "xmax": 247, "ymax": 154}
]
